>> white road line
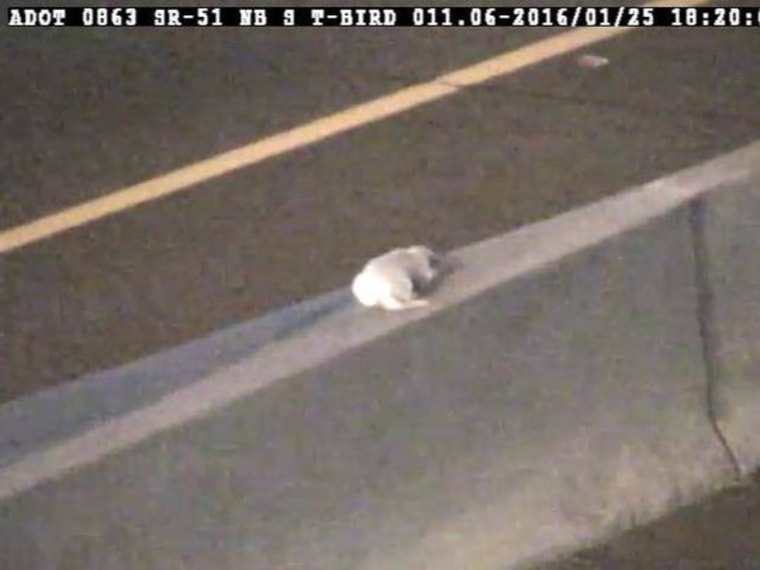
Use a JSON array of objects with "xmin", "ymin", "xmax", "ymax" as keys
[{"xmin": 0, "ymin": 0, "xmax": 710, "ymax": 255}]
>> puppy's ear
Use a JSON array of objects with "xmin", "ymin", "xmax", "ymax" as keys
[{"xmin": 430, "ymin": 252, "xmax": 457, "ymax": 275}]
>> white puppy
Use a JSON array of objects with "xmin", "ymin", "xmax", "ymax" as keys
[{"xmin": 351, "ymin": 245, "xmax": 444, "ymax": 310}]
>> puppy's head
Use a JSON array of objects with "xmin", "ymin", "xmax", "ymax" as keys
[
  {"xmin": 406, "ymin": 245, "xmax": 439, "ymax": 267},
  {"xmin": 407, "ymin": 245, "xmax": 456, "ymax": 276}
]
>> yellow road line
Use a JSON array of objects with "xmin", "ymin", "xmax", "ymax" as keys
[{"xmin": 0, "ymin": 0, "xmax": 710, "ymax": 254}]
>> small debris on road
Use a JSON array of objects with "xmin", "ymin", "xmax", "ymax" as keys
[{"xmin": 577, "ymin": 54, "xmax": 610, "ymax": 69}]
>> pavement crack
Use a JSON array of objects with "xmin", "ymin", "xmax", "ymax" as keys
[{"xmin": 688, "ymin": 199, "xmax": 743, "ymax": 480}]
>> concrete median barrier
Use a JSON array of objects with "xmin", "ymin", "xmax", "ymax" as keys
[{"xmin": 1, "ymin": 142, "xmax": 758, "ymax": 570}]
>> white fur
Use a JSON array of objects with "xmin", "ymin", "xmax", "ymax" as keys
[{"xmin": 351, "ymin": 246, "xmax": 442, "ymax": 311}]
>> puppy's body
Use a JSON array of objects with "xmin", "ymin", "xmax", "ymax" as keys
[{"xmin": 352, "ymin": 246, "xmax": 442, "ymax": 310}]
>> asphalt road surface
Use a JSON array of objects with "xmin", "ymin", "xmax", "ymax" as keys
[{"xmin": 2, "ymin": 1, "xmax": 760, "ymax": 567}]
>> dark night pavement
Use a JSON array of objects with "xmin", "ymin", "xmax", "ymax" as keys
[{"xmin": 2, "ymin": 3, "xmax": 760, "ymax": 568}]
